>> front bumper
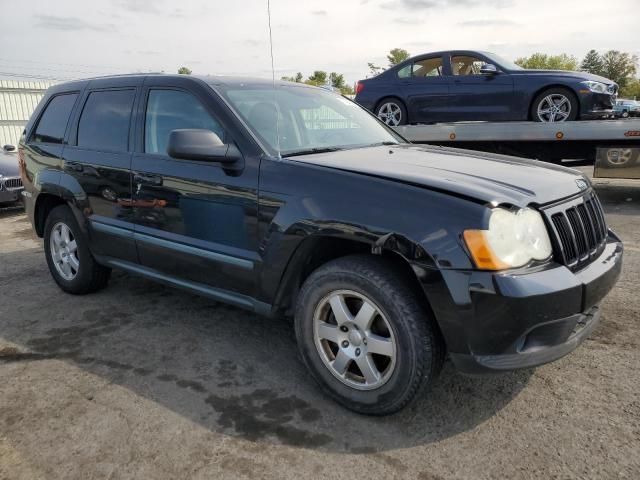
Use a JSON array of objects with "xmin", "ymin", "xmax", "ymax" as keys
[
  {"xmin": 428, "ymin": 232, "xmax": 623, "ymax": 374},
  {"xmin": 579, "ymin": 91, "xmax": 616, "ymax": 119},
  {"xmin": 0, "ymin": 187, "xmax": 22, "ymax": 203}
]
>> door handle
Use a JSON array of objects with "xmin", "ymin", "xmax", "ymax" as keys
[{"xmin": 133, "ymin": 173, "xmax": 163, "ymax": 187}]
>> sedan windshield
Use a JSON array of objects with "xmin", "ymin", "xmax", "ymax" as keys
[{"xmin": 214, "ymin": 83, "xmax": 402, "ymax": 157}]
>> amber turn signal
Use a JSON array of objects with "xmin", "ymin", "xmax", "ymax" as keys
[{"xmin": 463, "ymin": 230, "xmax": 509, "ymax": 270}]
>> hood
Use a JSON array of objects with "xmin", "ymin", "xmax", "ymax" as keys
[
  {"xmin": 514, "ymin": 69, "xmax": 615, "ymax": 85},
  {"xmin": 290, "ymin": 145, "xmax": 589, "ymax": 207},
  {"xmin": 0, "ymin": 152, "xmax": 20, "ymax": 177}
]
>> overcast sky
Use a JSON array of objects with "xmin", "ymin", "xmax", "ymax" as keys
[{"xmin": 0, "ymin": 0, "xmax": 638, "ymax": 84}]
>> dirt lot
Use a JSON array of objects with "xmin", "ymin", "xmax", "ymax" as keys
[{"xmin": 1, "ymin": 169, "xmax": 639, "ymax": 480}]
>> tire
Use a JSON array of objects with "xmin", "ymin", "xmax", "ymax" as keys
[
  {"xmin": 622, "ymin": 111, "xmax": 630, "ymax": 118},
  {"xmin": 375, "ymin": 98, "xmax": 408, "ymax": 126},
  {"xmin": 294, "ymin": 254, "xmax": 445, "ymax": 415},
  {"xmin": 43, "ymin": 205, "xmax": 111, "ymax": 294},
  {"xmin": 531, "ymin": 88, "xmax": 578, "ymax": 122}
]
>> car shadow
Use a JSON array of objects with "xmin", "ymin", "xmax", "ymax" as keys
[{"xmin": 0, "ymin": 249, "xmax": 532, "ymax": 453}]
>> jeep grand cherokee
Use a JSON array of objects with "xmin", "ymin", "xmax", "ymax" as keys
[{"xmin": 19, "ymin": 74, "xmax": 622, "ymax": 415}]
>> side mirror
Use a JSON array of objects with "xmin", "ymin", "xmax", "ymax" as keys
[
  {"xmin": 167, "ymin": 129, "xmax": 241, "ymax": 165},
  {"xmin": 480, "ymin": 63, "xmax": 499, "ymax": 75},
  {"xmin": 3, "ymin": 144, "xmax": 16, "ymax": 152}
]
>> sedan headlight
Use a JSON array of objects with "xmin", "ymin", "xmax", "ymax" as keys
[
  {"xmin": 463, "ymin": 208, "xmax": 552, "ymax": 270},
  {"xmin": 581, "ymin": 80, "xmax": 608, "ymax": 94}
]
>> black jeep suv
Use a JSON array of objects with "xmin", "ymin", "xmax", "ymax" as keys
[{"xmin": 19, "ymin": 74, "xmax": 622, "ymax": 415}]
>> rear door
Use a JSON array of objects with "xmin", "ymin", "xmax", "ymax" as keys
[
  {"xmin": 399, "ymin": 55, "xmax": 450, "ymax": 123},
  {"xmin": 446, "ymin": 53, "xmax": 515, "ymax": 121},
  {"xmin": 63, "ymin": 76, "xmax": 141, "ymax": 263},
  {"xmin": 130, "ymin": 76, "xmax": 260, "ymax": 297}
]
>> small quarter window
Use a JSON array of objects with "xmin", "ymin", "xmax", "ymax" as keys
[
  {"xmin": 397, "ymin": 65, "xmax": 412, "ymax": 79},
  {"xmin": 78, "ymin": 89, "xmax": 135, "ymax": 152},
  {"xmin": 32, "ymin": 93, "xmax": 78, "ymax": 144},
  {"xmin": 144, "ymin": 89, "xmax": 224, "ymax": 155}
]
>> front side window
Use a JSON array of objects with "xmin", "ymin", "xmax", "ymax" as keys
[
  {"xmin": 32, "ymin": 93, "xmax": 78, "ymax": 144},
  {"xmin": 412, "ymin": 57, "xmax": 443, "ymax": 77},
  {"xmin": 451, "ymin": 55, "xmax": 486, "ymax": 75},
  {"xmin": 144, "ymin": 89, "xmax": 224, "ymax": 155},
  {"xmin": 77, "ymin": 89, "xmax": 135, "ymax": 152},
  {"xmin": 218, "ymin": 84, "xmax": 401, "ymax": 156}
]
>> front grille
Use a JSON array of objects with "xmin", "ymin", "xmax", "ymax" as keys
[
  {"xmin": 3, "ymin": 177, "xmax": 23, "ymax": 190},
  {"xmin": 545, "ymin": 192, "xmax": 607, "ymax": 269}
]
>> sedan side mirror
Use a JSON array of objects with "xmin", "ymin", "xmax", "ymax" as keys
[
  {"xmin": 167, "ymin": 129, "xmax": 242, "ymax": 166},
  {"xmin": 480, "ymin": 63, "xmax": 499, "ymax": 75},
  {"xmin": 3, "ymin": 144, "xmax": 16, "ymax": 152}
]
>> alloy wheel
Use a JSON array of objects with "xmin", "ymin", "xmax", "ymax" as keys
[
  {"xmin": 537, "ymin": 94, "xmax": 571, "ymax": 122},
  {"xmin": 377, "ymin": 102, "xmax": 402, "ymax": 126},
  {"xmin": 50, "ymin": 222, "xmax": 80, "ymax": 281},
  {"xmin": 313, "ymin": 289, "xmax": 396, "ymax": 390}
]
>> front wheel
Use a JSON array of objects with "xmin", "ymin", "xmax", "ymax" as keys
[
  {"xmin": 294, "ymin": 255, "xmax": 444, "ymax": 415},
  {"xmin": 531, "ymin": 88, "xmax": 578, "ymax": 122},
  {"xmin": 622, "ymin": 111, "xmax": 630, "ymax": 118},
  {"xmin": 375, "ymin": 98, "xmax": 407, "ymax": 126}
]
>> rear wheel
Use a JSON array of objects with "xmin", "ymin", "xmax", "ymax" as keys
[
  {"xmin": 531, "ymin": 88, "xmax": 578, "ymax": 122},
  {"xmin": 294, "ymin": 255, "xmax": 444, "ymax": 415},
  {"xmin": 375, "ymin": 98, "xmax": 407, "ymax": 126},
  {"xmin": 44, "ymin": 205, "xmax": 111, "ymax": 294}
]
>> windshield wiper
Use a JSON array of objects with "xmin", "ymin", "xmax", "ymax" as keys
[{"xmin": 282, "ymin": 147, "xmax": 344, "ymax": 158}]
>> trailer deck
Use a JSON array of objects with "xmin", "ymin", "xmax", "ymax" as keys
[{"xmin": 394, "ymin": 120, "xmax": 640, "ymax": 178}]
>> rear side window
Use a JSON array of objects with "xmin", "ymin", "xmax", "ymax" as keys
[
  {"xmin": 77, "ymin": 89, "xmax": 135, "ymax": 152},
  {"xmin": 412, "ymin": 57, "xmax": 443, "ymax": 77},
  {"xmin": 144, "ymin": 89, "xmax": 224, "ymax": 155},
  {"xmin": 32, "ymin": 93, "xmax": 78, "ymax": 144}
]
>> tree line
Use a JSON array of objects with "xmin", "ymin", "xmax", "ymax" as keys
[
  {"xmin": 516, "ymin": 50, "xmax": 639, "ymax": 98},
  {"xmin": 178, "ymin": 47, "xmax": 639, "ymax": 99}
]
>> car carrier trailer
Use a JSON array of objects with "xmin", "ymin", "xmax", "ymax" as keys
[{"xmin": 394, "ymin": 119, "xmax": 640, "ymax": 180}]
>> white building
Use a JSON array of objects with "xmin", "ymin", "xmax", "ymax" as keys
[{"xmin": 0, "ymin": 80, "xmax": 55, "ymax": 148}]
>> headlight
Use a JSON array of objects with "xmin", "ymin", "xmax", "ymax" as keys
[
  {"xmin": 463, "ymin": 208, "xmax": 552, "ymax": 270},
  {"xmin": 581, "ymin": 80, "xmax": 608, "ymax": 94}
]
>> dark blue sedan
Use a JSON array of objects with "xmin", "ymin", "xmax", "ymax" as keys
[{"xmin": 355, "ymin": 50, "xmax": 618, "ymax": 125}]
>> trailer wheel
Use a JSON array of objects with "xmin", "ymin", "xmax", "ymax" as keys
[{"xmin": 531, "ymin": 88, "xmax": 578, "ymax": 123}]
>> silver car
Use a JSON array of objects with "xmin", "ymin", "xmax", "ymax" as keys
[{"xmin": 0, "ymin": 145, "xmax": 24, "ymax": 204}]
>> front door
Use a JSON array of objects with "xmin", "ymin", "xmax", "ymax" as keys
[
  {"xmin": 130, "ymin": 77, "xmax": 260, "ymax": 298},
  {"xmin": 446, "ymin": 54, "xmax": 515, "ymax": 121},
  {"xmin": 399, "ymin": 56, "xmax": 450, "ymax": 123}
]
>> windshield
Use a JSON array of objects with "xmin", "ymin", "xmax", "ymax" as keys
[
  {"xmin": 482, "ymin": 52, "xmax": 523, "ymax": 71},
  {"xmin": 214, "ymin": 83, "xmax": 402, "ymax": 157}
]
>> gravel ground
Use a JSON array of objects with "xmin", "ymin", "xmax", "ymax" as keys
[{"xmin": 0, "ymin": 169, "xmax": 638, "ymax": 479}]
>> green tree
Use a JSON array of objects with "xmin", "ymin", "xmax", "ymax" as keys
[
  {"xmin": 600, "ymin": 50, "xmax": 638, "ymax": 89},
  {"xmin": 306, "ymin": 70, "xmax": 328, "ymax": 86},
  {"xmin": 329, "ymin": 72, "xmax": 346, "ymax": 90},
  {"xmin": 367, "ymin": 62, "xmax": 384, "ymax": 77},
  {"xmin": 620, "ymin": 78, "xmax": 640, "ymax": 99},
  {"xmin": 177, "ymin": 66, "xmax": 192, "ymax": 75},
  {"xmin": 581, "ymin": 49, "xmax": 603, "ymax": 75},
  {"xmin": 515, "ymin": 53, "xmax": 578, "ymax": 71},
  {"xmin": 281, "ymin": 72, "xmax": 304, "ymax": 83},
  {"xmin": 387, "ymin": 48, "xmax": 410, "ymax": 67}
]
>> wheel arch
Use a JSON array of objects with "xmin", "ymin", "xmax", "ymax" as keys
[
  {"xmin": 271, "ymin": 234, "xmax": 435, "ymax": 321},
  {"xmin": 374, "ymin": 96, "xmax": 408, "ymax": 115},
  {"xmin": 528, "ymin": 84, "xmax": 580, "ymax": 120},
  {"xmin": 33, "ymin": 171, "xmax": 90, "ymax": 238}
]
